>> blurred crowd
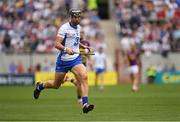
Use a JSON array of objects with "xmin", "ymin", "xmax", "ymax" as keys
[
  {"xmin": 0, "ymin": 0, "xmax": 106, "ymax": 54},
  {"xmin": 115, "ymin": 0, "xmax": 180, "ymax": 57},
  {"xmin": 0, "ymin": 0, "xmax": 107, "ymax": 74},
  {"xmin": 8, "ymin": 59, "xmax": 56, "ymax": 74}
]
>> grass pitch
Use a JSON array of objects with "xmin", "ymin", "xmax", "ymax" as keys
[{"xmin": 0, "ymin": 84, "xmax": 180, "ymax": 121}]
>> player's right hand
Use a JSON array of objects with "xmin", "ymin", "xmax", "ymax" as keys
[{"xmin": 66, "ymin": 47, "xmax": 74, "ymax": 55}]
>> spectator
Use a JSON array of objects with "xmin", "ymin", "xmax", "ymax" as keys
[
  {"xmin": 3, "ymin": 32, "xmax": 11, "ymax": 53},
  {"xmin": 115, "ymin": 0, "xmax": 180, "ymax": 54},
  {"xmin": 146, "ymin": 65, "xmax": 157, "ymax": 84},
  {"xmin": 0, "ymin": 0, "xmax": 104, "ymax": 55},
  {"xmin": 9, "ymin": 61, "xmax": 16, "ymax": 74},
  {"xmin": 27, "ymin": 65, "xmax": 34, "ymax": 74},
  {"xmin": 163, "ymin": 63, "xmax": 176, "ymax": 72},
  {"xmin": 35, "ymin": 63, "xmax": 41, "ymax": 72},
  {"xmin": 49, "ymin": 61, "xmax": 55, "ymax": 72},
  {"xmin": 42, "ymin": 59, "xmax": 50, "ymax": 71},
  {"xmin": 16, "ymin": 61, "xmax": 25, "ymax": 74}
]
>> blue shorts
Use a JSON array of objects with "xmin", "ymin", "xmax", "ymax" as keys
[
  {"xmin": 95, "ymin": 68, "xmax": 105, "ymax": 74},
  {"xmin": 55, "ymin": 56, "xmax": 82, "ymax": 73}
]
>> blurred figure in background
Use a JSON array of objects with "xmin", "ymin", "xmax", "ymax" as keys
[
  {"xmin": 49, "ymin": 61, "xmax": 56, "ymax": 72},
  {"xmin": 93, "ymin": 46, "xmax": 107, "ymax": 90},
  {"xmin": 42, "ymin": 59, "xmax": 50, "ymax": 71},
  {"xmin": 35, "ymin": 63, "xmax": 41, "ymax": 72},
  {"xmin": 79, "ymin": 28, "xmax": 93, "ymax": 68},
  {"xmin": 27, "ymin": 65, "xmax": 34, "ymax": 74},
  {"xmin": 9, "ymin": 61, "xmax": 16, "ymax": 74},
  {"xmin": 146, "ymin": 64, "xmax": 157, "ymax": 84},
  {"xmin": 163, "ymin": 63, "xmax": 176, "ymax": 72},
  {"xmin": 125, "ymin": 45, "xmax": 141, "ymax": 92},
  {"xmin": 16, "ymin": 61, "xmax": 24, "ymax": 74},
  {"xmin": 3, "ymin": 32, "xmax": 11, "ymax": 53}
]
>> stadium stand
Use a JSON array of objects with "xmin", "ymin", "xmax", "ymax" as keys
[
  {"xmin": 114, "ymin": 0, "xmax": 180, "ymax": 83},
  {"xmin": 114, "ymin": 0, "xmax": 180, "ymax": 53},
  {"xmin": 0, "ymin": 0, "xmax": 107, "ymax": 54},
  {"xmin": 0, "ymin": 0, "xmax": 111, "ymax": 73}
]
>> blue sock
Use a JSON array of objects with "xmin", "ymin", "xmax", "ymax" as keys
[
  {"xmin": 82, "ymin": 97, "xmax": 88, "ymax": 105},
  {"xmin": 38, "ymin": 83, "xmax": 44, "ymax": 91}
]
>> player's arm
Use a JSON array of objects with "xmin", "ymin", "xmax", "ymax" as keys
[
  {"xmin": 55, "ymin": 36, "xmax": 74, "ymax": 55},
  {"xmin": 80, "ymin": 42, "xmax": 91, "ymax": 49}
]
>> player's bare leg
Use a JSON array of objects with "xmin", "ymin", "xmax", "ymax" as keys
[
  {"xmin": 99, "ymin": 73, "xmax": 104, "ymax": 90},
  {"xmin": 131, "ymin": 73, "xmax": 139, "ymax": 92},
  {"xmin": 44, "ymin": 73, "xmax": 66, "ymax": 89},
  {"xmin": 95, "ymin": 73, "xmax": 99, "ymax": 89},
  {"xmin": 74, "ymin": 81, "xmax": 82, "ymax": 104},
  {"xmin": 33, "ymin": 72, "xmax": 66, "ymax": 99},
  {"xmin": 71, "ymin": 64, "xmax": 94, "ymax": 113}
]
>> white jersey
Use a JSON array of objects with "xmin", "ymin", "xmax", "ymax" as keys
[
  {"xmin": 57, "ymin": 22, "xmax": 81, "ymax": 61},
  {"xmin": 93, "ymin": 52, "xmax": 106, "ymax": 69}
]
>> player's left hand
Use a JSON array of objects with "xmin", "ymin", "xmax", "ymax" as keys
[{"xmin": 84, "ymin": 48, "xmax": 90, "ymax": 54}]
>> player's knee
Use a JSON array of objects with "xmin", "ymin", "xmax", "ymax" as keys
[
  {"xmin": 80, "ymin": 73, "xmax": 88, "ymax": 81},
  {"xmin": 76, "ymin": 70, "xmax": 88, "ymax": 83}
]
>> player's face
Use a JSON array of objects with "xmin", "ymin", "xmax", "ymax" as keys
[
  {"xmin": 98, "ymin": 47, "xmax": 103, "ymax": 53},
  {"xmin": 71, "ymin": 16, "xmax": 81, "ymax": 25}
]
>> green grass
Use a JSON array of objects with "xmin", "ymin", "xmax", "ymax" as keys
[{"xmin": 0, "ymin": 84, "xmax": 180, "ymax": 121}]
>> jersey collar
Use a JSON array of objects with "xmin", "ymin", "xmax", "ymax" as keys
[{"xmin": 69, "ymin": 22, "xmax": 77, "ymax": 29}]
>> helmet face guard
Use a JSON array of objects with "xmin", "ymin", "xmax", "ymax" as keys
[{"xmin": 69, "ymin": 9, "xmax": 81, "ymax": 17}]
